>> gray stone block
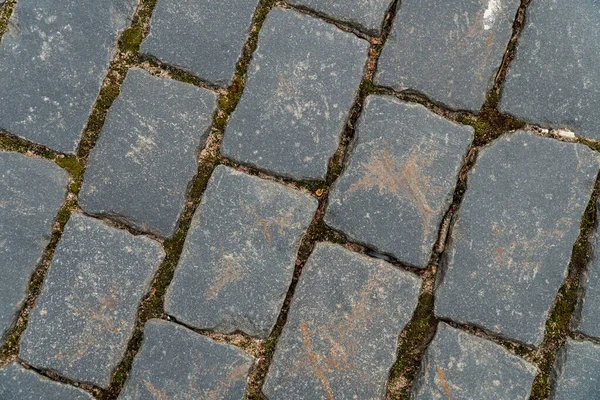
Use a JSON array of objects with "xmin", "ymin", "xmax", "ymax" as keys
[
  {"xmin": 20, "ymin": 213, "xmax": 164, "ymax": 388},
  {"xmin": 263, "ymin": 243, "xmax": 421, "ymax": 399},
  {"xmin": 412, "ymin": 323, "xmax": 536, "ymax": 400},
  {"xmin": 0, "ymin": 362, "xmax": 93, "ymax": 400},
  {"xmin": 221, "ymin": 8, "xmax": 369, "ymax": 180},
  {"xmin": 79, "ymin": 69, "xmax": 217, "ymax": 238},
  {"xmin": 551, "ymin": 340, "xmax": 600, "ymax": 400},
  {"xmin": 435, "ymin": 131, "xmax": 600, "ymax": 345},
  {"xmin": 0, "ymin": 153, "xmax": 68, "ymax": 339},
  {"xmin": 0, "ymin": 0, "xmax": 137, "ymax": 153},
  {"xmin": 376, "ymin": 0, "xmax": 520, "ymax": 111},
  {"xmin": 326, "ymin": 96, "xmax": 473, "ymax": 268},
  {"xmin": 141, "ymin": 0, "xmax": 260, "ymax": 86},
  {"xmin": 500, "ymin": 0, "xmax": 600, "ymax": 140},
  {"xmin": 166, "ymin": 166, "xmax": 317, "ymax": 339},
  {"xmin": 118, "ymin": 319, "xmax": 253, "ymax": 399}
]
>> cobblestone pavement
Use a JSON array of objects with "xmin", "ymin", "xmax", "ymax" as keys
[{"xmin": 1, "ymin": 0, "xmax": 600, "ymax": 399}]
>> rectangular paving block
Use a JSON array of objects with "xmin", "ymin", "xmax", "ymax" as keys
[
  {"xmin": 376, "ymin": 0, "xmax": 520, "ymax": 111},
  {"xmin": 412, "ymin": 323, "xmax": 536, "ymax": 400},
  {"xmin": 166, "ymin": 165, "xmax": 317, "ymax": 339},
  {"xmin": 551, "ymin": 340, "xmax": 600, "ymax": 400},
  {"xmin": 0, "ymin": 362, "xmax": 93, "ymax": 400},
  {"xmin": 0, "ymin": 152, "xmax": 68, "ymax": 339},
  {"xmin": 118, "ymin": 319, "xmax": 253, "ymax": 399},
  {"xmin": 79, "ymin": 68, "xmax": 218, "ymax": 238},
  {"xmin": 326, "ymin": 96, "xmax": 473, "ymax": 268},
  {"xmin": 263, "ymin": 243, "xmax": 421, "ymax": 399},
  {"xmin": 0, "ymin": 0, "xmax": 137, "ymax": 153},
  {"xmin": 19, "ymin": 213, "xmax": 164, "ymax": 388},
  {"xmin": 435, "ymin": 131, "xmax": 600, "ymax": 345},
  {"xmin": 221, "ymin": 8, "xmax": 369, "ymax": 180},
  {"xmin": 500, "ymin": 0, "xmax": 600, "ymax": 140},
  {"xmin": 141, "ymin": 0, "xmax": 260, "ymax": 86}
]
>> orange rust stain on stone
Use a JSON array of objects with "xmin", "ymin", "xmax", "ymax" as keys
[
  {"xmin": 206, "ymin": 254, "xmax": 245, "ymax": 300},
  {"xmin": 300, "ymin": 321, "xmax": 336, "ymax": 400},
  {"xmin": 436, "ymin": 366, "xmax": 454, "ymax": 400}
]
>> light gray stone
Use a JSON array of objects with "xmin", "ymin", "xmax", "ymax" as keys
[
  {"xmin": 500, "ymin": 0, "xmax": 600, "ymax": 140},
  {"xmin": 79, "ymin": 69, "xmax": 217, "ymax": 238},
  {"xmin": 286, "ymin": 0, "xmax": 393, "ymax": 34},
  {"xmin": 326, "ymin": 96, "xmax": 473, "ymax": 268},
  {"xmin": 0, "ymin": 0, "xmax": 137, "ymax": 153},
  {"xmin": 376, "ymin": 0, "xmax": 520, "ymax": 111},
  {"xmin": 436, "ymin": 131, "xmax": 600, "ymax": 345},
  {"xmin": 221, "ymin": 8, "xmax": 369, "ymax": 180},
  {"xmin": 551, "ymin": 340, "xmax": 600, "ymax": 400},
  {"xmin": 118, "ymin": 319, "xmax": 253, "ymax": 399},
  {"xmin": 412, "ymin": 323, "xmax": 536, "ymax": 400},
  {"xmin": 141, "ymin": 0, "xmax": 260, "ymax": 86},
  {"xmin": 19, "ymin": 213, "xmax": 164, "ymax": 388},
  {"xmin": 263, "ymin": 243, "xmax": 421, "ymax": 399},
  {"xmin": 0, "ymin": 153, "xmax": 67, "ymax": 339},
  {"xmin": 166, "ymin": 166, "xmax": 317, "ymax": 339},
  {"xmin": 0, "ymin": 362, "xmax": 93, "ymax": 400}
]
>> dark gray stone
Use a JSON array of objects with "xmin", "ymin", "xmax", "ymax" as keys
[
  {"xmin": 0, "ymin": 362, "xmax": 93, "ymax": 400},
  {"xmin": 118, "ymin": 319, "xmax": 253, "ymax": 399},
  {"xmin": 436, "ymin": 131, "xmax": 600, "ymax": 345},
  {"xmin": 551, "ymin": 340, "xmax": 600, "ymax": 400},
  {"xmin": 263, "ymin": 243, "xmax": 421, "ymax": 399},
  {"xmin": 0, "ymin": 153, "xmax": 67, "ymax": 339},
  {"xmin": 500, "ymin": 0, "xmax": 600, "ymax": 140},
  {"xmin": 376, "ymin": 0, "xmax": 520, "ymax": 111},
  {"xmin": 141, "ymin": 0, "xmax": 260, "ymax": 86},
  {"xmin": 221, "ymin": 8, "xmax": 369, "ymax": 180},
  {"xmin": 412, "ymin": 323, "xmax": 536, "ymax": 400},
  {"xmin": 79, "ymin": 69, "xmax": 217, "ymax": 238},
  {"xmin": 286, "ymin": 0, "xmax": 393, "ymax": 34},
  {"xmin": 326, "ymin": 96, "xmax": 473, "ymax": 268},
  {"xmin": 0, "ymin": 0, "xmax": 137, "ymax": 153},
  {"xmin": 20, "ymin": 213, "xmax": 164, "ymax": 388},
  {"xmin": 166, "ymin": 166, "xmax": 317, "ymax": 339}
]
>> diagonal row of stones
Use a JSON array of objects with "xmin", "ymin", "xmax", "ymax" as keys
[{"xmin": 1, "ymin": 0, "xmax": 600, "ymax": 399}]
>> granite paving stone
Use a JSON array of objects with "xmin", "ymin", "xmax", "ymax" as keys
[
  {"xmin": 0, "ymin": 0, "xmax": 137, "ymax": 153},
  {"xmin": 551, "ymin": 340, "xmax": 600, "ymax": 400},
  {"xmin": 286, "ymin": 0, "xmax": 393, "ymax": 34},
  {"xmin": 412, "ymin": 323, "xmax": 536, "ymax": 400},
  {"xmin": 221, "ymin": 8, "xmax": 369, "ymax": 180},
  {"xmin": 0, "ymin": 152, "xmax": 68, "ymax": 339},
  {"xmin": 19, "ymin": 213, "xmax": 164, "ymax": 388},
  {"xmin": 326, "ymin": 96, "xmax": 473, "ymax": 268},
  {"xmin": 0, "ymin": 362, "xmax": 93, "ymax": 400},
  {"xmin": 376, "ymin": 0, "xmax": 520, "ymax": 112},
  {"xmin": 118, "ymin": 319, "xmax": 253, "ymax": 399},
  {"xmin": 141, "ymin": 0, "xmax": 260, "ymax": 86},
  {"xmin": 500, "ymin": 0, "xmax": 600, "ymax": 140},
  {"xmin": 435, "ymin": 131, "xmax": 600, "ymax": 345},
  {"xmin": 79, "ymin": 68, "xmax": 217, "ymax": 238},
  {"xmin": 263, "ymin": 243, "xmax": 421, "ymax": 399},
  {"xmin": 166, "ymin": 165, "xmax": 317, "ymax": 339}
]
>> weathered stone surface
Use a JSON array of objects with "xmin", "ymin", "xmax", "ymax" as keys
[
  {"xmin": 141, "ymin": 0, "xmax": 260, "ymax": 86},
  {"xmin": 286, "ymin": 0, "xmax": 393, "ymax": 34},
  {"xmin": 0, "ymin": 362, "xmax": 93, "ymax": 400},
  {"xmin": 79, "ymin": 69, "xmax": 217, "ymax": 238},
  {"xmin": 166, "ymin": 166, "xmax": 317, "ymax": 339},
  {"xmin": 376, "ymin": 0, "xmax": 520, "ymax": 112},
  {"xmin": 552, "ymin": 340, "xmax": 600, "ymax": 400},
  {"xmin": 118, "ymin": 319, "xmax": 252, "ymax": 399},
  {"xmin": 0, "ymin": 0, "xmax": 137, "ymax": 153},
  {"xmin": 412, "ymin": 323, "xmax": 536, "ymax": 400},
  {"xmin": 221, "ymin": 8, "xmax": 369, "ymax": 180},
  {"xmin": 436, "ymin": 132, "xmax": 600, "ymax": 345},
  {"xmin": 0, "ymin": 153, "xmax": 67, "ymax": 339},
  {"xmin": 500, "ymin": 0, "xmax": 600, "ymax": 140},
  {"xmin": 263, "ymin": 243, "xmax": 421, "ymax": 399},
  {"xmin": 20, "ymin": 213, "xmax": 164, "ymax": 388},
  {"xmin": 326, "ymin": 96, "xmax": 473, "ymax": 268}
]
